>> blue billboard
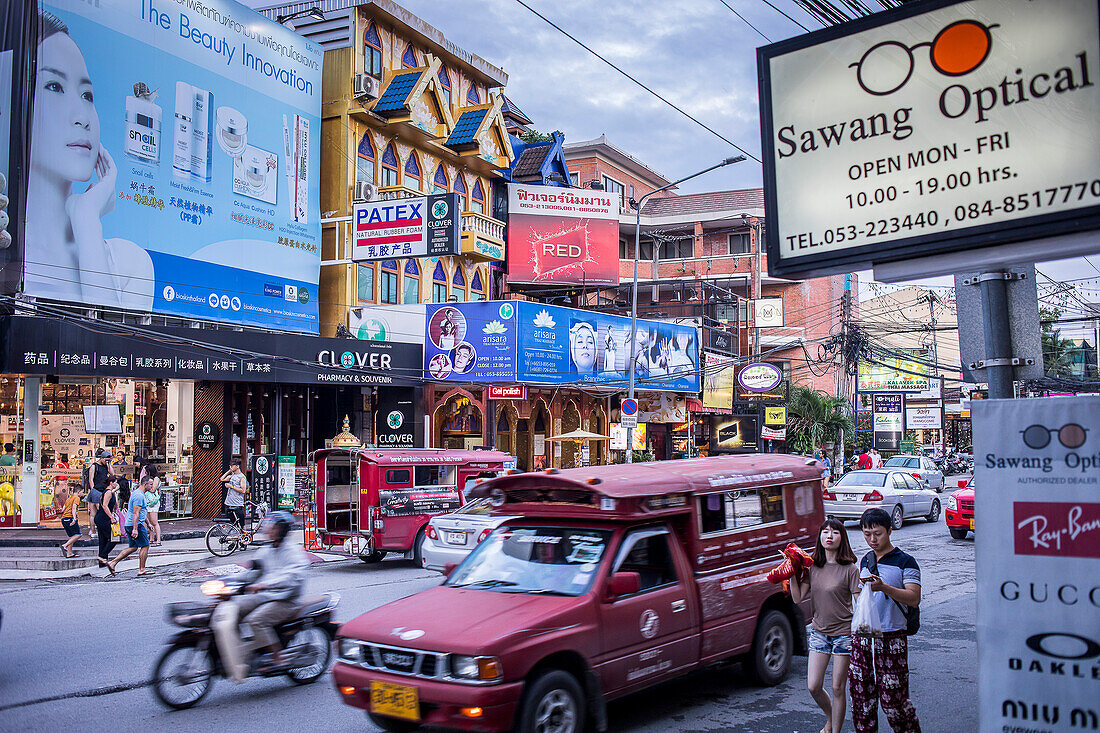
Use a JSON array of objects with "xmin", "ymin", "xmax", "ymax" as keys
[
  {"xmin": 23, "ymin": 0, "xmax": 322, "ymax": 332},
  {"xmin": 516, "ymin": 302, "xmax": 698, "ymax": 392},
  {"xmin": 423, "ymin": 301, "xmax": 698, "ymax": 392},
  {"xmin": 425, "ymin": 302, "xmax": 518, "ymax": 382}
]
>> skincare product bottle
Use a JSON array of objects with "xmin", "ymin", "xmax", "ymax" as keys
[
  {"xmin": 172, "ymin": 81, "xmax": 193, "ymax": 178},
  {"xmin": 190, "ymin": 87, "xmax": 213, "ymax": 182},
  {"xmin": 124, "ymin": 82, "xmax": 161, "ymax": 164},
  {"xmin": 244, "ymin": 148, "xmax": 267, "ymax": 194},
  {"xmin": 216, "ymin": 106, "xmax": 248, "ymax": 157},
  {"xmin": 293, "ymin": 114, "xmax": 309, "ymax": 224}
]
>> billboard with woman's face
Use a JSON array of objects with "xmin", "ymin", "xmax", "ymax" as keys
[
  {"xmin": 22, "ymin": 1, "xmax": 322, "ymax": 331},
  {"xmin": 421, "ymin": 301, "xmax": 699, "ymax": 392},
  {"xmin": 517, "ymin": 302, "xmax": 699, "ymax": 392}
]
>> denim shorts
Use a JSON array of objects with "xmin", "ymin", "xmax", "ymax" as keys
[
  {"xmin": 127, "ymin": 525, "xmax": 150, "ymax": 548},
  {"xmin": 807, "ymin": 625, "xmax": 852, "ymax": 656}
]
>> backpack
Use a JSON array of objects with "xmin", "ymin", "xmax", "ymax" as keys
[{"xmin": 862, "ymin": 550, "xmax": 920, "ymax": 636}]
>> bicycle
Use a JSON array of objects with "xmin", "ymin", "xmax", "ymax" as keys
[{"xmin": 205, "ymin": 502, "xmax": 269, "ymax": 557}]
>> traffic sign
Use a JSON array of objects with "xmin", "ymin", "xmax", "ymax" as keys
[
  {"xmin": 621, "ymin": 398, "xmax": 638, "ymax": 416},
  {"xmin": 621, "ymin": 415, "xmax": 638, "ymax": 429}
]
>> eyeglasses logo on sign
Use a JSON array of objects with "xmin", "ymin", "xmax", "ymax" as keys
[
  {"xmin": 985, "ymin": 421, "xmax": 1097, "ymax": 475},
  {"xmin": 851, "ymin": 19, "xmax": 998, "ymax": 96}
]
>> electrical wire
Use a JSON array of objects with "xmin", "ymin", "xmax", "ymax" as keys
[
  {"xmin": 511, "ymin": 0, "xmax": 762, "ymax": 163},
  {"xmin": 714, "ymin": 0, "xmax": 772, "ymax": 41}
]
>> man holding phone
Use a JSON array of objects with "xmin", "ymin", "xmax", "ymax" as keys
[
  {"xmin": 850, "ymin": 507, "xmax": 922, "ymax": 733},
  {"xmin": 220, "ymin": 459, "xmax": 248, "ymax": 527}
]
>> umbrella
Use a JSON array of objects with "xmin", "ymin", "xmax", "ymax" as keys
[{"xmin": 545, "ymin": 429, "xmax": 611, "ymax": 442}]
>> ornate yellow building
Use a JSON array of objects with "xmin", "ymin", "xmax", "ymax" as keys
[{"xmin": 267, "ymin": 0, "xmax": 513, "ymax": 335}]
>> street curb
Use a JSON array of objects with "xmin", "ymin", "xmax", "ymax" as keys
[{"xmin": 0, "ymin": 529, "xmax": 207, "ymax": 548}]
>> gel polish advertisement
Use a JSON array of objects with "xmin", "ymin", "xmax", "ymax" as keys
[{"xmin": 24, "ymin": 0, "xmax": 322, "ymax": 332}]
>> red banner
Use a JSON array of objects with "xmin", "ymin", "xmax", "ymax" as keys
[
  {"xmin": 488, "ymin": 385, "xmax": 526, "ymax": 400},
  {"xmin": 506, "ymin": 183, "xmax": 620, "ymax": 286},
  {"xmin": 1013, "ymin": 502, "xmax": 1100, "ymax": 559}
]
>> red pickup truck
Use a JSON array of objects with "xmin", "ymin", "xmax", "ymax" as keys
[{"xmin": 332, "ymin": 454, "xmax": 824, "ymax": 732}]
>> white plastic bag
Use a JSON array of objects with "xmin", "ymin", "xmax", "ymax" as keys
[{"xmin": 851, "ymin": 589, "xmax": 882, "ymax": 637}]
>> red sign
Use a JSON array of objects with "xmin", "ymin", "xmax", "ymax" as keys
[
  {"xmin": 506, "ymin": 183, "xmax": 620, "ymax": 286},
  {"xmin": 1013, "ymin": 502, "xmax": 1100, "ymax": 559},
  {"xmin": 488, "ymin": 385, "xmax": 526, "ymax": 400}
]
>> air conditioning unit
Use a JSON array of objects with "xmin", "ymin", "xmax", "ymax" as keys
[
  {"xmin": 354, "ymin": 181, "xmax": 378, "ymax": 202},
  {"xmin": 353, "ymin": 74, "xmax": 380, "ymax": 101}
]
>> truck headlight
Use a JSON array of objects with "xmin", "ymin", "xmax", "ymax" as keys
[
  {"xmin": 947, "ymin": 496, "xmax": 957, "ymax": 511},
  {"xmin": 338, "ymin": 639, "xmax": 364, "ymax": 663},
  {"xmin": 450, "ymin": 655, "xmax": 502, "ymax": 681}
]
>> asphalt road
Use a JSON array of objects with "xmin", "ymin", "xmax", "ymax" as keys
[{"xmin": 0, "ymin": 501, "xmax": 976, "ymax": 733}]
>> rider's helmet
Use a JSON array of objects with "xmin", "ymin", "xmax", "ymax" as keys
[{"xmin": 266, "ymin": 510, "xmax": 295, "ymax": 543}]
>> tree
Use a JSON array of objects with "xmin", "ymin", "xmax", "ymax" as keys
[
  {"xmin": 786, "ymin": 386, "xmax": 852, "ymax": 455},
  {"xmin": 518, "ymin": 128, "xmax": 558, "ymax": 144},
  {"xmin": 1040, "ymin": 306, "xmax": 1075, "ymax": 376}
]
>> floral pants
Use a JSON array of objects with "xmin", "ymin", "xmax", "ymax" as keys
[{"xmin": 849, "ymin": 631, "xmax": 921, "ymax": 733}]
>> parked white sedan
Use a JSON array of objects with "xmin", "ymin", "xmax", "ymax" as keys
[
  {"xmin": 824, "ymin": 469, "xmax": 941, "ymax": 529},
  {"xmin": 883, "ymin": 454, "xmax": 946, "ymax": 492},
  {"xmin": 420, "ymin": 498, "xmax": 519, "ymax": 572}
]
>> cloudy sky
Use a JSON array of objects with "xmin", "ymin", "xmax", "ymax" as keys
[
  {"xmin": 249, "ymin": 0, "xmax": 1099, "ymax": 299},
  {"xmin": 254, "ymin": 0, "xmax": 815, "ymax": 193}
]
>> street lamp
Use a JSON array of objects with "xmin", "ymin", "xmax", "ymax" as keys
[
  {"xmin": 625, "ymin": 155, "xmax": 745, "ymax": 463},
  {"xmin": 276, "ymin": 6, "xmax": 325, "ymax": 25}
]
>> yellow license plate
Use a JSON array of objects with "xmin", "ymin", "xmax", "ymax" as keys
[
  {"xmin": 969, "ymin": 519, "xmax": 975, "ymax": 530},
  {"xmin": 370, "ymin": 681, "xmax": 419, "ymax": 721}
]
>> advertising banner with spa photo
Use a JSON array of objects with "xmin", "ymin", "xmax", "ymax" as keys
[
  {"xmin": 506, "ymin": 182, "xmax": 620, "ymax": 285},
  {"xmin": 23, "ymin": 0, "xmax": 322, "ymax": 331},
  {"xmin": 422, "ymin": 301, "xmax": 699, "ymax": 392}
]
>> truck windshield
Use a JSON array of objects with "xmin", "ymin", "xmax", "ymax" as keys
[{"xmin": 446, "ymin": 527, "xmax": 611, "ymax": 596}]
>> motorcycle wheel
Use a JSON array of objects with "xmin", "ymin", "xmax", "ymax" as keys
[
  {"xmin": 285, "ymin": 627, "xmax": 332, "ymax": 684},
  {"xmin": 153, "ymin": 642, "xmax": 214, "ymax": 709}
]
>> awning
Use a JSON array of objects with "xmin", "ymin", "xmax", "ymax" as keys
[
  {"xmin": 2, "ymin": 315, "xmax": 423, "ymax": 386},
  {"xmin": 546, "ymin": 429, "xmax": 611, "ymax": 442}
]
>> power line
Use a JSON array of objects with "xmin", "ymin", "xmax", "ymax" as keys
[
  {"xmin": 512, "ymin": 0, "xmax": 763, "ymax": 163},
  {"xmin": 757, "ymin": 0, "xmax": 813, "ymax": 31},
  {"xmin": 714, "ymin": 0, "xmax": 772, "ymax": 42}
]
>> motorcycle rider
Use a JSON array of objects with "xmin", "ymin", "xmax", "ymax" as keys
[{"xmin": 212, "ymin": 511, "xmax": 308, "ymax": 682}]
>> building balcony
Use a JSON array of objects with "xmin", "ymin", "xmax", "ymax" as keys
[
  {"xmin": 460, "ymin": 211, "xmax": 506, "ymax": 262},
  {"xmin": 377, "ymin": 184, "xmax": 427, "ymax": 201}
]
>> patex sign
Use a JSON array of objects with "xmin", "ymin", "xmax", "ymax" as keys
[
  {"xmin": 759, "ymin": 0, "xmax": 1100, "ymax": 278},
  {"xmin": 974, "ymin": 397, "xmax": 1100, "ymax": 733},
  {"xmin": 352, "ymin": 193, "xmax": 460, "ymax": 261}
]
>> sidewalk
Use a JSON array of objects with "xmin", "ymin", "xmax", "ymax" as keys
[
  {"xmin": 0, "ymin": 530, "xmax": 350, "ymax": 580},
  {"xmin": 0, "ymin": 518, "xmax": 215, "ymax": 547}
]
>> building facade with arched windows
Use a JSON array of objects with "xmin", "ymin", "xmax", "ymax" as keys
[{"xmin": 287, "ymin": 0, "xmax": 512, "ymax": 340}]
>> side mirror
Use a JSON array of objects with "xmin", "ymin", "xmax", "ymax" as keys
[
  {"xmin": 606, "ymin": 571, "xmax": 641, "ymax": 600},
  {"xmin": 442, "ymin": 562, "xmax": 458, "ymax": 578},
  {"xmin": 958, "ymin": 480, "xmax": 968, "ymax": 488}
]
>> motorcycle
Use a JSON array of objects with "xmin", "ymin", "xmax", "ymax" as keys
[{"xmin": 153, "ymin": 575, "xmax": 339, "ymax": 709}]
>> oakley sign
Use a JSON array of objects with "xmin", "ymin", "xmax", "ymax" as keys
[{"xmin": 758, "ymin": 0, "xmax": 1100, "ymax": 279}]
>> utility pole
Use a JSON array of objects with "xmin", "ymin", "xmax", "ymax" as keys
[
  {"xmin": 837, "ymin": 280, "xmax": 852, "ymax": 467},
  {"xmin": 925, "ymin": 292, "xmax": 945, "ymax": 455},
  {"xmin": 752, "ymin": 217, "xmax": 762, "ymax": 360}
]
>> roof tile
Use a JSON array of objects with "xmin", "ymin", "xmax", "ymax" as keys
[
  {"xmin": 446, "ymin": 108, "xmax": 488, "ymax": 146},
  {"xmin": 643, "ymin": 188, "xmax": 764, "ymax": 217},
  {"xmin": 373, "ymin": 70, "xmax": 422, "ymax": 114}
]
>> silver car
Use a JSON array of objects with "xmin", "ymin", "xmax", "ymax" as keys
[
  {"xmin": 420, "ymin": 498, "xmax": 518, "ymax": 572},
  {"xmin": 882, "ymin": 454, "xmax": 945, "ymax": 492},
  {"xmin": 824, "ymin": 469, "xmax": 941, "ymax": 529}
]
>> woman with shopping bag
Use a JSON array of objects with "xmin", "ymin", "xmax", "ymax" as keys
[{"xmin": 790, "ymin": 519, "xmax": 861, "ymax": 733}]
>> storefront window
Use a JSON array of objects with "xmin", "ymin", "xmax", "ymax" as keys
[{"xmin": 437, "ymin": 394, "xmax": 482, "ymax": 450}]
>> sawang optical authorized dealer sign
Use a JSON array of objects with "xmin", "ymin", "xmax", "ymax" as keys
[
  {"xmin": 974, "ymin": 397, "xmax": 1100, "ymax": 733},
  {"xmin": 758, "ymin": 0, "xmax": 1100, "ymax": 279}
]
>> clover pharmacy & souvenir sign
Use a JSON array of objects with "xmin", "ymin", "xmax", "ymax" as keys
[{"xmin": 0, "ymin": 315, "xmax": 422, "ymax": 527}]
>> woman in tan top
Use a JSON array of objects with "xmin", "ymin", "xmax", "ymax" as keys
[{"xmin": 790, "ymin": 518, "xmax": 861, "ymax": 733}]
